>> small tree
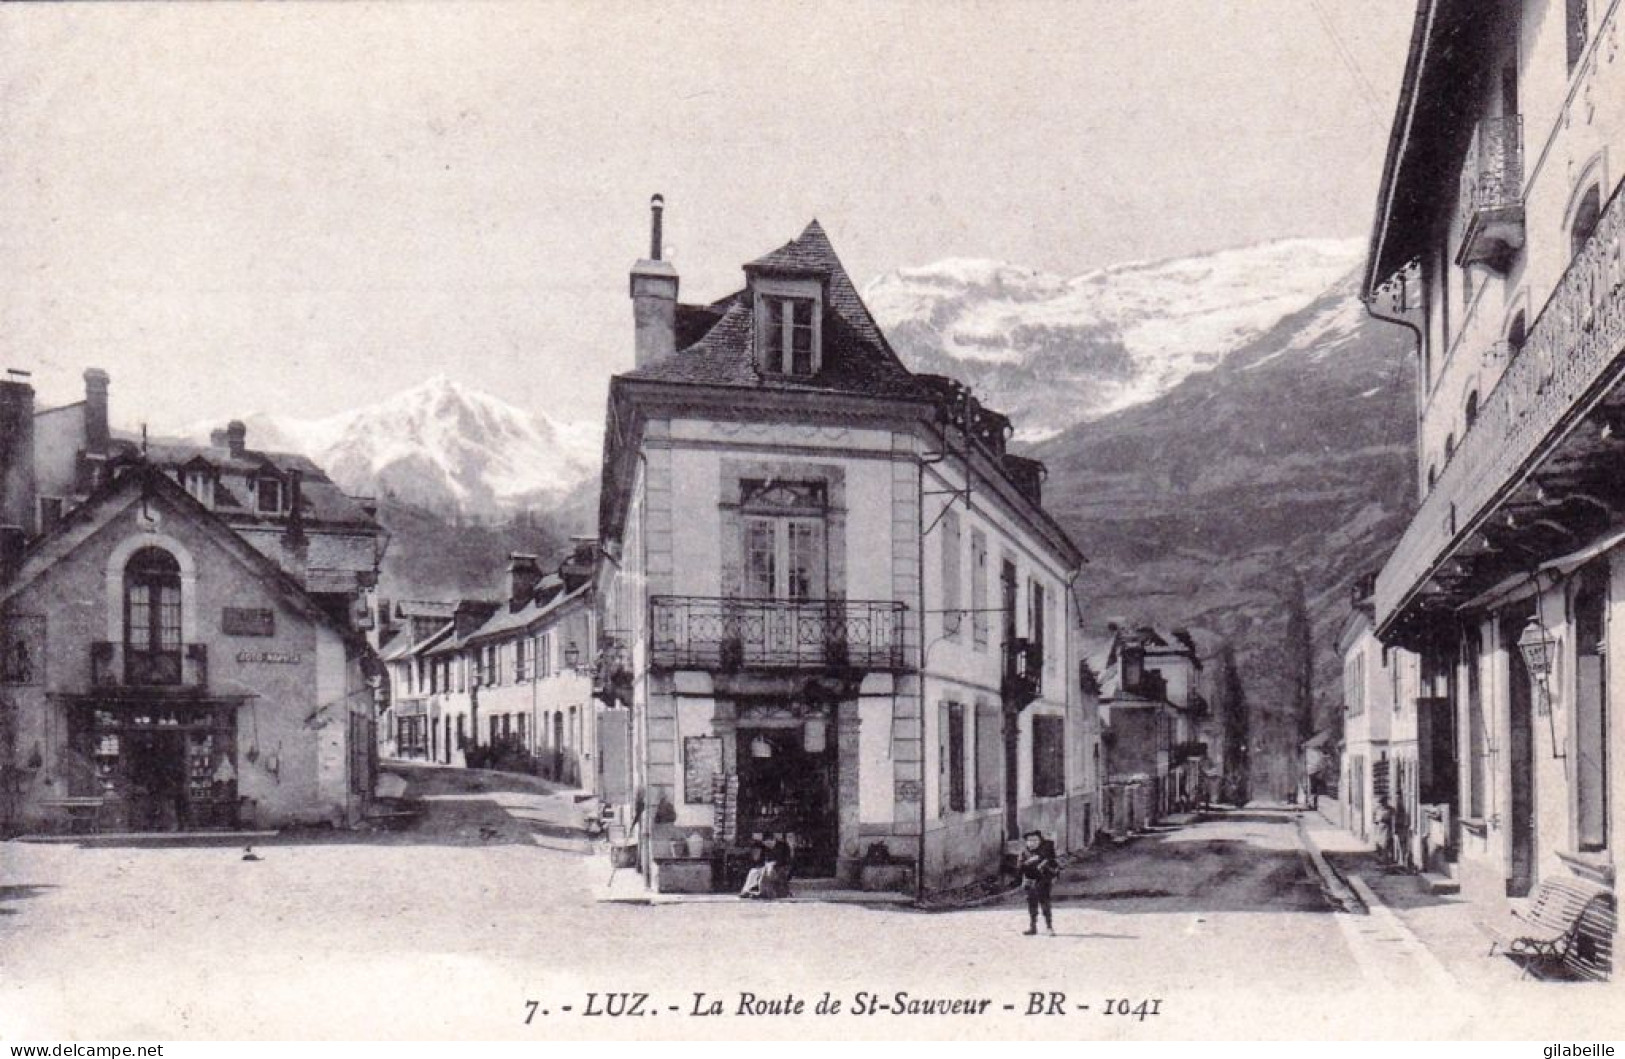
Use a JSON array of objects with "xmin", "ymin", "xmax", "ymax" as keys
[{"xmin": 1215, "ymin": 643, "xmax": 1251, "ymax": 806}]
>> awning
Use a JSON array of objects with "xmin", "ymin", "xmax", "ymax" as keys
[{"xmin": 1459, "ymin": 527, "xmax": 1625, "ymax": 613}]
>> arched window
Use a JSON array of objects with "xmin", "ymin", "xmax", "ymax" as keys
[
  {"xmin": 1465, "ymin": 390, "xmax": 1480, "ymax": 429},
  {"xmin": 1507, "ymin": 310, "xmax": 1528, "ymax": 356},
  {"xmin": 1571, "ymin": 185, "xmax": 1601, "ymax": 256},
  {"xmin": 125, "ymin": 547, "xmax": 182, "ymax": 684}
]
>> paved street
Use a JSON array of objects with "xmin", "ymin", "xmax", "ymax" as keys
[{"xmin": 0, "ymin": 777, "xmax": 1614, "ymax": 1040}]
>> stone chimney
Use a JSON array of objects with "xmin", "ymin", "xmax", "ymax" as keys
[
  {"xmin": 226, "ymin": 420, "xmax": 247, "ymax": 458},
  {"xmin": 630, "ymin": 194, "xmax": 678, "ymax": 367},
  {"xmin": 559, "ymin": 537, "xmax": 596, "ymax": 591},
  {"xmin": 507, "ymin": 553, "xmax": 542, "ymax": 606},
  {"xmin": 83, "ymin": 368, "xmax": 110, "ymax": 454},
  {"xmin": 0, "ymin": 370, "xmax": 38, "ymax": 539}
]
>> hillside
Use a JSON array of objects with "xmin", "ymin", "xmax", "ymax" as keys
[{"xmin": 1027, "ymin": 272, "xmax": 1416, "ymax": 798}]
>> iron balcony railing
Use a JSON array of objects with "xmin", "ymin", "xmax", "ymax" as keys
[
  {"xmin": 1455, "ymin": 115, "xmax": 1525, "ymax": 269},
  {"xmin": 649, "ymin": 596, "xmax": 908, "ymax": 671},
  {"xmin": 91, "ymin": 642, "xmax": 208, "ymax": 689},
  {"xmin": 1376, "ymin": 180, "xmax": 1625, "ymax": 628}
]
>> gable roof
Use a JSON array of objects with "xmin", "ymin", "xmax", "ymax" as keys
[
  {"xmin": 622, "ymin": 220, "xmax": 924, "ymax": 400},
  {"xmin": 0, "ymin": 463, "xmax": 349, "ymax": 636}
]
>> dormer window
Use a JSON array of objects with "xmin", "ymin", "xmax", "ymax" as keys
[
  {"xmin": 257, "ymin": 476, "xmax": 283, "ymax": 514},
  {"xmin": 754, "ymin": 278, "xmax": 822, "ymax": 376}
]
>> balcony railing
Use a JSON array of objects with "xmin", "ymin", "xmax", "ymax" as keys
[
  {"xmin": 649, "ymin": 596, "xmax": 908, "ymax": 671},
  {"xmin": 1004, "ymin": 636, "xmax": 1043, "ymax": 708},
  {"xmin": 1455, "ymin": 115, "xmax": 1525, "ymax": 270},
  {"xmin": 1376, "ymin": 180, "xmax": 1625, "ymax": 628},
  {"xmin": 91, "ymin": 642, "xmax": 208, "ymax": 689}
]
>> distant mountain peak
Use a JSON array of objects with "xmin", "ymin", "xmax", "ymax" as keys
[
  {"xmin": 181, "ymin": 377, "xmax": 600, "ymax": 516},
  {"xmin": 866, "ymin": 236, "xmax": 1364, "ymax": 438}
]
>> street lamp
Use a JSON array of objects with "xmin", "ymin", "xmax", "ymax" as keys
[{"xmin": 1516, "ymin": 616, "xmax": 1555, "ymax": 715}]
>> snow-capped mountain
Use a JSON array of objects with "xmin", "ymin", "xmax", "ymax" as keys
[
  {"xmin": 187, "ymin": 375, "xmax": 600, "ymax": 515},
  {"xmin": 865, "ymin": 237, "xmax": 1365, "ymax": 439}
]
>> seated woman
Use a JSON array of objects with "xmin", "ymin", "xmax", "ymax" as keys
[
  {"xmin": 738, "ymin": 838, "xmax": 771, "ymax": 899},
  {"xmin": 761, "ymin": 835, "xmax": 794, "ymax": 899}
]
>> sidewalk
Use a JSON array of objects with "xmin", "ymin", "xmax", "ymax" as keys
[
  {"xmin": 579, "ymin": 847, "xmax": 915, "ymax": 907},
  {"xmin": 1298, "ymin": 808, "xmax": 1524, "ymax": 990}
]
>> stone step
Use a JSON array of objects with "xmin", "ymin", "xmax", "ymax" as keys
[{"xmin": 1421, "ymin": 871, "xmax": 1460, "ymax": 895}]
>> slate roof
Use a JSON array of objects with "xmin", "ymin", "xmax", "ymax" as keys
[
  {"xmin": 116, "ymin": 437, "xmax": 378, "ymax": 530},
  {"xmin": 463, "ymin": 579, "xmax": 588, "ymax": 644},
  {"xmin": 622, "ymin": 220, "xmax": 926, "ymax": 401}
]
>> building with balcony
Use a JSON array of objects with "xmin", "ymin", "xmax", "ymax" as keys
[
  {"xmin": 1090, "ymin": 624, "xmax": 1210, "ymax": 833},
  {"xmin": 0, "ymin": 461, "xmax": 377, "ymax": 833},
  {"xmin": 595, "ymin": 200, "xmax": 1094, "ymax": 895},
  {"xmin": 1365, "ymin": 0, "xmax": 1625, "ymax": 919}
]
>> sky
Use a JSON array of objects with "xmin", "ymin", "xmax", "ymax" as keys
[{"xmin": 0, "ymin": 1, "xmax": 1416, "ymax": 434}]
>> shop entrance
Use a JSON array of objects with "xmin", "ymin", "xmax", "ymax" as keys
[
  {"xmin": 735, "ymin": 702, "xmax": 838, "ymax": 877},
  {"xmin": 1501, "ymin": 608, "xmax": 1537, "ymax": 897},
  {"xmin": 68, "ymin": 700, "xmax": 240, "ymax": 831}
]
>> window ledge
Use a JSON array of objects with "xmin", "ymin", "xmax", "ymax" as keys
[
  {"xmin": 1460, "ymin": 817, "xmax": 1490, "ymax": 837},
  {"xmin": 1555, "ymin": 849, "xmax": 1615, "ymax": 886}
]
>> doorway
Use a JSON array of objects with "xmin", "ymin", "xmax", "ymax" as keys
[
  {"xmin": 735, "ymin": 704, "xmax": 838, "ymax": 877},
  {"xmin": 1502, "ymin": 608, "xmax": 1537, "ymax": 897}
]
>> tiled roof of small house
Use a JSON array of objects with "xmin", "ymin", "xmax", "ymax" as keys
[
  {"xmin": 117, "ymin": 437, "xmax": 378, "ymax": 530},
  {"xmin": 622, "ymin": 220, "xmax": 925, "ymax": 401}
]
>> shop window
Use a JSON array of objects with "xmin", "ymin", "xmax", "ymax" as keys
[
  {"xmin": 124, "ymin": 547, "xmax": 182, "ymax": 684},
  {"xmin": 939, "ymin": 701, "xmax": 966, "ymax": 815},
  {"xmin": 975, "ymin": 701, "xmax": 1002, "ymax": 809},
  {"xmin": 1032, "ymin": 714, "xmax": 1066, "ymax": 798},
  {"xmin": 517, "ymin": 713, "xmax": 528, "ymax": 748}
]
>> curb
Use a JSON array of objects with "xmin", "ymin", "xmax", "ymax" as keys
[{"xmin": 1294, "ymin": 816, "xmax": 1368, "ymax": 915}]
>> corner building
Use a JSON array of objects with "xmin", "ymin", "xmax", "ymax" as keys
[{"xmin": 596, "ymin": 202, "xmax": 1096, "ymax": 895}]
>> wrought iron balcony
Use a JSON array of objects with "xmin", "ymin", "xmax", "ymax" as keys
[
  {"xmin": 1004, "ymin": 637, "xmax": 1043, "ymax": 708},
  {"xmin": 1376, "ymin": 182, "xmax": 1625, "ymax": 635},
  {"xmin": 649, "ymin": 596, "xmax": 908, "ymax": 671},
  {"xmin": 91, "ymin": 642, "xmax": 208, "ymax": 689},
  {"xmin": 1455, "ymin": 116, "xmax": 1524, "ymax": 271}
]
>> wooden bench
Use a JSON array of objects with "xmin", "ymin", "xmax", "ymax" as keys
[{"xmin": 1489, "ymin": 876, "xmax": 1616, "ymax": 980}]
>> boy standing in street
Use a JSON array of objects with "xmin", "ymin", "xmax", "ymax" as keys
[{"xmin": 1019, "ymin": 830, "xmax": 1060, "ymax": 936}]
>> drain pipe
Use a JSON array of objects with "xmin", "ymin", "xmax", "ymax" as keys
[{"xmin": 915, "ymin": 450, "xmax": 929, "ymax": 902}]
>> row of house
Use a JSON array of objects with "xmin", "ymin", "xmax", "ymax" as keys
[
  {"xmin": 0, "ymin": 371, "xmax": 386, "ymax": 834},
  {"xmin": 373, "ymin": 543, "xmax": 625, "ymax": 800},
  {"xmin": 1341, "ymin": 0, "xmax": 1623, "ymax": 954}
]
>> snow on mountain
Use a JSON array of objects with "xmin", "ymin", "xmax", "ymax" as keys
[
  {"xmin": 185, "ymin": 375, "xmax": 600, "ymax": 515},
  {"xmin": 865, "ymin": 237, "xmax": 1365, "ymax": 438}
]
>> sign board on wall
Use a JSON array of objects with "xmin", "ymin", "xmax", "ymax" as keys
[
  {"xmin": 223, "ymin": 607, "xmax": 275, "ymax": 637},
  {"xmin": 683, "ymin": 735, "xmax": 723, "ymax": 804}
]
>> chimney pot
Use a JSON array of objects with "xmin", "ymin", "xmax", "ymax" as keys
[
  {"xmin": 227, "ymin": 420, "xmax": 247, "ymax": 457},
  {"xmin": 631, "ymin": 195, "xmax": 679, "ymax": 368},
  {"xmin": 83, "ymin": 368, "xmax": 110, "ymax": 454}
]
